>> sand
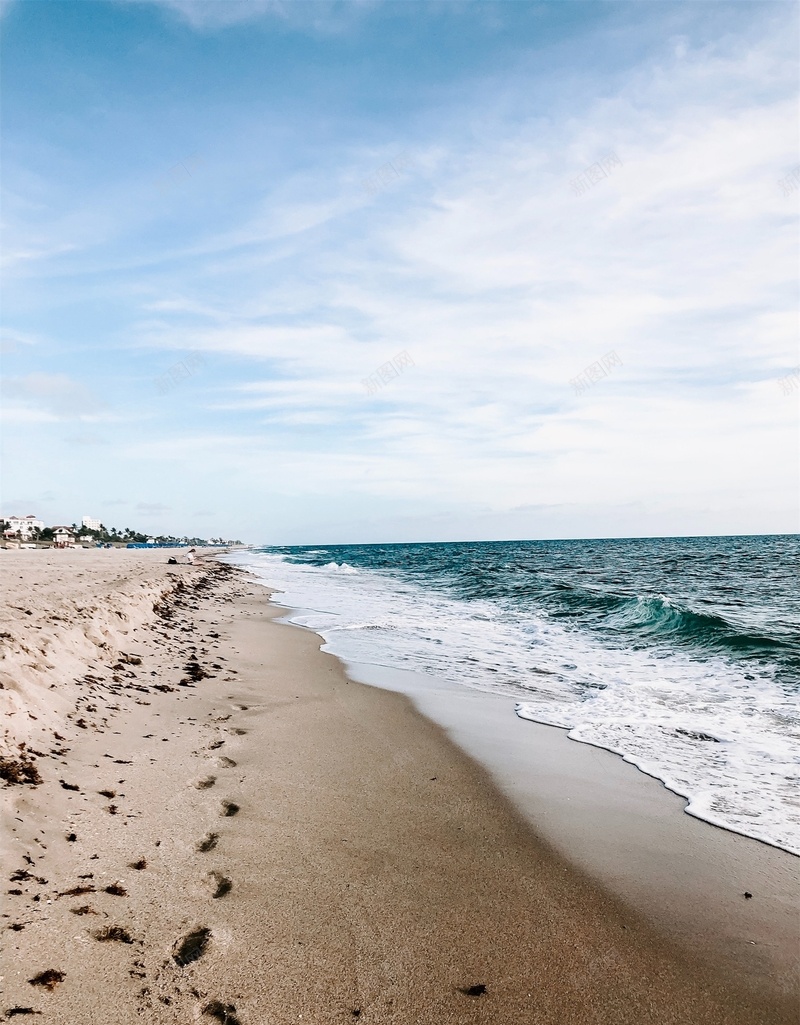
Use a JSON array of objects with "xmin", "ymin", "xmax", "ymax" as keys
[
  {"xmin": 0, "ymin": 548, "xmax": 797, "ymax": 1024},
  {"xmin": 349, "ymin": 662, "xmax": 800, "ymax": 1003}
]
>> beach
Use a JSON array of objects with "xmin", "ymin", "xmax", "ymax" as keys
[{"xmin": 0, "ymin": 549, "xmax": 797, "ymax": 1024}]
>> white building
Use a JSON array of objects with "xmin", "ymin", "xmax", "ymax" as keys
[
  {"xmin": 82, "ymin": 516, "xmax": 101, "ymax": 531},
  {"xmin": 2, "ymin": 514, "xmax": 44, "ymax": 540}
]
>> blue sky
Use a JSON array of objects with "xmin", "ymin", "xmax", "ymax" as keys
[{"xmin": 1, "ymin": 0, "xmax": 798, "ymax": 543}]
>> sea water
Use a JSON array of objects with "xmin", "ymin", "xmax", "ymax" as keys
[{"xmin": 228, "ymin": 536, "xmax": 800, "ymax": 855}]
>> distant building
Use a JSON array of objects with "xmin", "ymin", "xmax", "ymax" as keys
[
  {"xmin": 82, "ymin": 516, "xmax": 101, "ymax": 531},
  {"xmin": 2, "ymin": 514, "xmax": 44, "ymax": 540},
  {"xmin": 52, "ymin": 526, "xmax": 76, "ymax": 546}
]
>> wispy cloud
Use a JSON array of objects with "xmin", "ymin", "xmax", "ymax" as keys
[
  {"xmin": 136, "ymin": 501, "xmax": 171, "ymax": 514},
  {"xmin": 1, "ymin": 374, "xmax": 109, "ymax": 420},
  {"xmin": 133, "ymin": 0, "xmax": 374, "ymax": 32},
  {"xmin": 2, "ymin": 1, "xmax": 797, "ymax": 540},
  {"xmin": 0, "ymin": 327, "xmax": 40, "ymax": 355}
]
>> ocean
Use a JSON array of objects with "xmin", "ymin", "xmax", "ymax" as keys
[{"xmin": 228, "ymin": 536, "xmax": 800, "ymax": 856}]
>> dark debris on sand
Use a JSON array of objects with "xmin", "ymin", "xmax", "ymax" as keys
[
  {"xmin": 58, "ymin": 884, "xmax": 95, "ymax": 898},
  {"xmin": 0, "ymin": 749, "xmax": 42, "ymax": 786},
  {"xmin": 183, "ymin": 657, "xmax": 211, "ymax": 684},
  {"xmin": 94, "ymin": 926, "xmax": 134, "ymax": 944},
  {"xmin": 10, "ymin": 870, "xmax": 46, "ymax": 885},
  {"xmin": 459, "ymin": 984, "xmax": 487, "ymax": 997},
  {"xmin": 27, "ymin": 970, "xmax": 65, "ymax": 991}
]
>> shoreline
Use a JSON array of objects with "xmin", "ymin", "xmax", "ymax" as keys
[
  {"xmin": 270, "ymin": 595, "xmax": 799, "ymax": 853},
  {"xmin": 223, "ymin": 544, "xmax": 799, "ymax": 863},
  {"xmin": 1, "ymin": 549, "xmax": 797, "ymax": 1023},
  {"xmin": 263, "ymin": 595, "xmax": 800, "ymax": 1004}
]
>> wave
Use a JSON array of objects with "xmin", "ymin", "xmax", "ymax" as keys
[
  {"xmin": 516, "ymin": 704, "xmax": 799, "ymax": 856},
  {"xmin": 601, "ymin": 594, "xmax": 789, "ymax": 654},
  {"xmin": 333, "ymin": 621, "xmax": 397, "ymax": 632},
  {"xmin": 469, "ymin": 578, "xmax": 792, "ymax": 656}
]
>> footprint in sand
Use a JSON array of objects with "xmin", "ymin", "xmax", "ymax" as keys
[
  {"xmin": 172, "ymin": 927, "xmax": 211, "ymax": 966},
  {"xmin": 202, "ymin": 999, "xmax": 241, "ymax": 1024},
  {"xmin": 220, "ymin": 801, "xmax": 239, "ymax": 818},
  {"xmin": 208, "ymin": 871, "xmax": 232, "ymax": 899},
  {"xmin": 195, "ymin": 776, "xmax": 217, "ymax": 790},
  {"xmin": 196, "ymin": 833, "xmax": 219, "ymax": 853},
  {"xmin": 94, "ymin": 925, "xmax": 135, "ymax": 944}
]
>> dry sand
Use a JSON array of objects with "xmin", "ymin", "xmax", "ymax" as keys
[{"xmin": 0, "ymin": 548, "xmax": 797, "ymax": 1024}]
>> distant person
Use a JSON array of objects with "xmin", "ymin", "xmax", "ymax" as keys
[{"xmin": 186, "ymin": 548, "xmax": 196, "ymax": 564}]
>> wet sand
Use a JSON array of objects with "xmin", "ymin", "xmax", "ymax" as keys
[
  {"xmin": 0, "ymin": 549, "xmax": 797, "ymax": 1023},
  {"xmin": 346, "ymin": 661, "xmax": 800, "ymax": 1005}
]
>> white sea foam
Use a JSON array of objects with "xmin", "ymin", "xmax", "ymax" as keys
[{"xmin": 227, "ymin": 550, "xmax": 800, "ymax": 856}]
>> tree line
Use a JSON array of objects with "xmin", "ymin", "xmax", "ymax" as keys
[{"xmin": 2, "ymin": 521, "xmax": 242, "ymax": 546}]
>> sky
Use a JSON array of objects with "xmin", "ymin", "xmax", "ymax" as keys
[{"xmin": 1, "ymin": 0, "xmax": 798, "ymax": 545}]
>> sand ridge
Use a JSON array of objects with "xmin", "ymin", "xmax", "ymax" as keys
[
  {"xmin": 1, "ymin": 551, "xmax": 253, "ymax": 1020},
  {"xmin": 0, "ymin": 548, "xmax": 207, "ymax": 759}
]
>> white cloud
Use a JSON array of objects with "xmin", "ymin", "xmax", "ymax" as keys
[
  {"xmin": 134, "ymin": 20, "xmax": 796, "ymax": 530},
  {"xmin": 136, "ymin": 502, "xmax": 171, "ymax": 514},
  {"xmin": 3, "ymin": 6, "xmax": 797, "ymax": 540},
  {"xmin": 0, "ymin": 327, "xmax": 40, "ymax": 355},
  {"xmin": 1, "ymin": 374, "xmax": 109, "ymax": 420},
  {"xmin": 135, "ymin": 0, "xmax": 373, "ymax": 32}
]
